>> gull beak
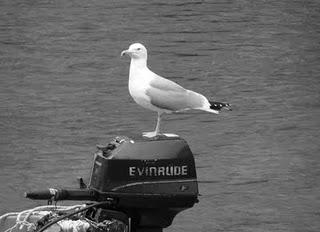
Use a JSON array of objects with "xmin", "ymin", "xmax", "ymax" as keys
[{"xmin": 121, "ymin": 50, "xmax": 129, "ymax": 56}]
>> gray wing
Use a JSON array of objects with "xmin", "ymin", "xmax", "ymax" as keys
[
  {"xmin": 146, "ymin": 74, "xmax": 206, "ymax": 111},
  {"xmin": 149, "ymin": 73, "xmax": 186, "ymax": 92}
]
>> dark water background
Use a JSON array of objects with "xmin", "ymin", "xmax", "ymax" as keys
[{"xmin": 0, "ymin": 0, "xmax": 319, "ymax": 231}]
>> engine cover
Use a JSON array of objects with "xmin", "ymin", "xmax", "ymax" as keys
[{"xmin": 89, "ymin": 135, "xmax": 199, "ymax": 228}]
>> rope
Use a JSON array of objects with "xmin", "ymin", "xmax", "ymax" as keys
[
  {"xmin": 36, "ymin": 201, "xmax": 111, "ymax": 232},
  {"xmin": 0, "ymin": 204, "xmax": 85, "ymax": 232}
]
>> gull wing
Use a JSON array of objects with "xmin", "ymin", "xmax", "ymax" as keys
[{"xmin": 146, "ymin": 74, "xmax": 206, "ymax": 111}]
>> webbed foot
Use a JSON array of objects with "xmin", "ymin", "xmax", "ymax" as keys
[{"xmin": 142, "ymin": 131, "xmax": 160, "ymax": 138}]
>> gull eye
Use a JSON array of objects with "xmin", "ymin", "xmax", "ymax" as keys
[{"xmin": 137, "ymin": 48, "xmax": 141, "ymax": 51}]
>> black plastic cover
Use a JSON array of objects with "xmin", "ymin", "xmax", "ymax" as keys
[{"xmin": 89, "ymin": 136, "xmax": 198, "ymax": 200}]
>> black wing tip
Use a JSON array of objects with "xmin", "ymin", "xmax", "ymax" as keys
[{"xmin": 209, "ymin": 101, "xmax": 232, "ymax": 111}]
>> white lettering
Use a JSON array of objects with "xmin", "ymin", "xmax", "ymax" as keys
[
  {"xmin": 150, "ymin": 167, "xmax": 157, "ymax": 176},
  {"xmin": 174, "ymin": 166, "xmax": 181, "ymax": 175},
  {"xmin": 166, "ymin": 166, "xmax": 172, "ymax": 176},
  {"xmin": 137, "ymin": 167, "xmax": 144, "ymax": 176},
  {"xmin": 128, "ymin": 165, "xmax": 189, "ymax": 177},
  {"xmin": 129, "ymin": 167, "xmax": 136, "ymax": 176},
  {"xmin": 158, "ymin": 167, "xmax": 165, "ymax": 176},
  {"xmin": 182, "ymin": 165, "xmax": 188, "ymax": 175}
]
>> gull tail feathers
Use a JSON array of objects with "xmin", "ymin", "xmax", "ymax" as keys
[
  {"xmin": 192, "ymin": 94, "xmax": 231, "ymax": 114},
  {"xmin": 195, "ymin": 98, "xmax": 219, "ymax": 114}
]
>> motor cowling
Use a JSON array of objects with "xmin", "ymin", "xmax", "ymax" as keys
[
  {"xmin": 24, "ymin": 135, "xmax": 199, "ymax": 231},
  {"xmin": 90, "ymin": 135, "xmax": 199, "ymax": 229}
]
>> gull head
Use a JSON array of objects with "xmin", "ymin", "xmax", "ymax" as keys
[{"xmin": 121, "ymin": 43, "xmax": 147, "ymax": 60}]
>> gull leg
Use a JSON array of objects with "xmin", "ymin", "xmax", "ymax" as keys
[
  {"xmin": 143, "ymin": 112, "xmax": 162, "ymax": 138},
  {"xmin": 155, "ymin": 112, "xmax": 161, "ymax": 134}
]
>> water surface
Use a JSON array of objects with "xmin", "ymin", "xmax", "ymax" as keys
[{"xmin": 0, "ymin": 0, "xmax": 319, "ymax": 231}]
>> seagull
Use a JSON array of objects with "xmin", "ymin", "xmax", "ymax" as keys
[{"xmin": 121, "ymin": 43, "xmax": 231, "ymax": 138}]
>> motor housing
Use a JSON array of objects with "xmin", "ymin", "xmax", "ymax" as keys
[
  {"xmin": 24, "ymin": 135, "xmax": 199, "ymax": 231},
  {"xmin": 89, "ymin": 135, "xmax": 199, "ymax": 228}
]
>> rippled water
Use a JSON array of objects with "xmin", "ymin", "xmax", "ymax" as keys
[{"xmin": 0, "ymin": 0, "xmax": 319, "ymax": 231}]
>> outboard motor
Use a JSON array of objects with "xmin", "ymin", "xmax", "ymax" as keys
[{"xmin": 25, "ymin": 135, "xmax": 199, "ymax": 232}]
